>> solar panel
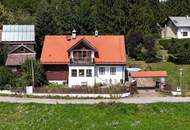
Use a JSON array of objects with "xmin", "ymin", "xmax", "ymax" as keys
[{"xmin": 1, "ymin": 25, "xmax": 35, "ymax": 42}]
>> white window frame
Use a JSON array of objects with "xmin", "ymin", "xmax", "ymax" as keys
[
  {"xmin": 182, "ymin": 32, "xmax": 188, "ymax": 36},
  {"xmin": 79, "ymin": 69, "xmax": 85, "ymax": 77},
  {"xmin": 99, "ymin": 67, "xmax": 105, "ymax": 75},
  {"xmin": 86, "ymin": 69, "xmax": 92, "ymax": 77},
  {"xmin": 71, "ymin": 69, "xmax": 77, "ymax": 77},
  {"xmin": 110, "ymin": 67, "xmax": 116, "ymax": 75}
]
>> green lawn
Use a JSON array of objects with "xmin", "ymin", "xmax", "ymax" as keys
[
  {"xmin": 150, "ymin": 62, "xmax": 190, "ymax": 90},
  {"xmin": 0, "ymin": 102, "xmax": 190, "ymax": 130}
]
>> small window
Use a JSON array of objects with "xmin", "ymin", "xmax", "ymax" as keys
[
  {"xmin": 79, "ymin": 69, "xmax": 85, "ymax": 77},
  {"xmin": 99, "ymin": 67, "xmax": 105, "ymax": 75},
  {"xmin": 71, "ymin": 69, "xmax": 77, "ymax": 77},
  {"xmin": 86, "ymin": 69, "xmax": 92, "ymax": 77},
  {"xmin": 11, "ymin": 68, "xmax": 17, "ymax": 73},
  {"xmin": 182, "ymin": 32, "xmax": 188, "ymax": 36},
  {"xmin": 110, "ymin": 67, "xmax": 116, "ymax": 75},
  {"xmin": 20, "ymin": 47, "xmax": 25, "ymax": 52}
]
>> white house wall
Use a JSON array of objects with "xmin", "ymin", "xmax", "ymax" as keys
[
  {"xmin": 68, "ymin": 65, "xmax": 125, "ymax": 87},
  {"xmin": 68, "ymin": 66, "xmax": 95, "ymax": 87},
  {"xmin": 95, "ymin": 66, "xmax": 125, "ymax": 85},
  {"xmin": 177, "ymin": 27, "xmax": 190, "ymax": 39}
]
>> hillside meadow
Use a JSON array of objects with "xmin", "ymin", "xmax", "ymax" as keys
[
  {"xmin": 150, "ymin": 62, "xmax": 190, "ymax": 90},
  {"xmin": 128, "ymin": 58, "xmax": 190, "ymax": 90},
  {"xmin": 0, "ymin": 102, "xmax": 190, "ymax": 130}
]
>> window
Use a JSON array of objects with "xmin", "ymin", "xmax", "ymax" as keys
[
  {"xmin": 110, "ymin": 67, "xmax": 116, "ymax": 75},
  {"xmin": 79, "ymin": 69, "xmax": 84, "ymax": 77},
  {"xmin": 182, "ymin": 32, "xmax": 188, "ymax": 36},
  {"xmin": 11, "ymin": 67, "xmax": 17, "ymax": 73},
  {"xmin": 20, "ymin": 47, "xmax": 25, "ymax": 52},
  {"xmin": 71, "ymin": 69, "xmax": 77, "ymax": 77},
  {"xmin": 86, "ymin": 69, "xmax": 92, "ymax": 77},
  {"xmin": 99, "ymin": 67, "xmax": 105, "ymax": 75}
]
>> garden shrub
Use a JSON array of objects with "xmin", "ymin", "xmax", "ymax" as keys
[
  {"xmin": 159, "ymin": 38, "xmax": 190, "ymax": 64},
  {"xmin": 0, "ymin": 45, "xmax": 9, "ymax": 66},
  {"xmin": 47, "ymin": 83, "xmax": 64, "ymax": 88},
  {"xmin": 0, "ymin": 66, "xmax": 14, "ymax": 89},
  {"xmin": 20, "ymin": 59, "xmax": 47, "ymax": 87},
  {"xmin": 127, "ymin": 32, "xmax": 161, "ymax": 62}
]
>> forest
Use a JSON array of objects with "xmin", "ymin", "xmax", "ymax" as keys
[{"xmin": 1, "ymin": 0, "xmax": 190, "ymax": 60}]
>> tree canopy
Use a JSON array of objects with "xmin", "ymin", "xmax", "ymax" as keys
[
  {"xmin": 1, "ymin": 0, "xmax": 190, "ymax": 61},
  {"xmin": 0, "ymin": 3, "xmax": 14, "ymax": 28}
]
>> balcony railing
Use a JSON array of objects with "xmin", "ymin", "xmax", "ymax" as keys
[{"xmin": 70, "ymin": 57, "xmax": 94, "ymax": 64}]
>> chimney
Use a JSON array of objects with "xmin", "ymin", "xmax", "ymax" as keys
[
  {"xmin": 66, "ymin": 35, "xmax": 71, "ymax": 41},
  {"xmin": 186, "ymin": 15, "xmax": 189, "ymax": 19},
  {"xmin": 72, "ymin": 29, "xmax": 76, "ymax": 39},
  {"xmin": 95, "ymin": 30, "xmax": 98, "ymax": 37}
]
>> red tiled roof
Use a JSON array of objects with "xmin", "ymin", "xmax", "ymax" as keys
[
  {"xmin": 40, "ymin": 35, "xmax": 126, "ymax": 65},
  {"xmin": 129, "ymin": 71, "xmax": 168, "ymax": 78}
]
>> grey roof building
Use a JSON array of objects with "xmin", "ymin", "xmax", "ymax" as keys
[
  {"xmin": 169, "ymin": 16, "xmax": 190, "ymax": 27},
  {"xmin": 161, "ymin": 16, "xmax": 190, "ymax": 39}
]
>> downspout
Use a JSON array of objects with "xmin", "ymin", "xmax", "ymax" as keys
[
  {"xmin": 122, "ymin": 66, "xmax": 125, "ymax": 84},
  {"xmin": 94, "ymin": 64, "xmax": 96, "ymax": 86}
]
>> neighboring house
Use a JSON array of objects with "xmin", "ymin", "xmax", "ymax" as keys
[
  {"xmin": 40, "ymin": 30, "xmax": 126, "ymax": 87},
  {"xmin": 162, "ymin": 16, "xmax": 190, "ymax": 39},
  {"xmin": 0, "ymin": 25, "xmax": 36, "ymax": 72}
]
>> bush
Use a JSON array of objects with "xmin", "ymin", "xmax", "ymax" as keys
[
  {"xmin": 20, "ymin": 59, "xmax": 47, "ymax": 87},
  {"xmin": 0, "ymin": 45, "xmax": 9, "ymax": 66},
  {"xmin": 0, "ymin": 66, "xmax": 14, "ymax": 89},
  {"xmin": 47, "ymin": 83, "xmax": 65, "ymax": 88},
  {"xmin": 127, "ymin": 32, "xmax": 160, "ymax": 62},
  {"xmin": 159, "ymin": 39, "xmax": 190, "ymax": 64}
]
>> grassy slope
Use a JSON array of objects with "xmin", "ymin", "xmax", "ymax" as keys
[
  {"xmin": 150, "ymin": 62, "xmax": 190, "ymax": 90},
  {"xmin": 0, "ymin": 103, "xmax": 190, "ymax": 130}
]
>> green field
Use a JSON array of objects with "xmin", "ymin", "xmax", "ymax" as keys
[
  {"xmin": 128, "ymin": 58, "xmax": 190, "ymax": 90},
  {"xmin": 150, "ymin": 62, "xmax": 190, "ymax": 90},
  {"xmin": 0, "ymin": 102, "xmax": 190, "ymax": 130}
]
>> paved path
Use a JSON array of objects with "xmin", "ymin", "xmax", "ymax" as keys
[{"xmin": 1, "ymin": 96, "xmax": 190, "ymax": 104}]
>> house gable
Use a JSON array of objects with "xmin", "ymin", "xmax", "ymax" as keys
[
  {"xmin": 67, "ymin": 38, "xmax": 98, "ymax": 52},
  {"xmin": 9, "ymin": 45, "xmax": 35, "ymax": 54}
]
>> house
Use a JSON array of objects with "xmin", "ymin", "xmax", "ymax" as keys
[
  {"xmin": 162, "ymin": 16, "xmax": 190, "ymax": 39},
  {"xmin": 0, "ymin": 25, "xmax": 36, "ymax": 72},
  {"xmin": 40, "ymin": 30, "xmax": 126, "ymax": 87}
]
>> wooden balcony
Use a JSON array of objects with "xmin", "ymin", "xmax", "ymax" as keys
[{"xmin": 70, "ymin": 57, "xmax": 94, "ymax": 64}]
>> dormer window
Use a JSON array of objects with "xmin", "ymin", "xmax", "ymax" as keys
[{"xmin": 68, "ymin": 38, "xmax": 98, "ymax": 64}]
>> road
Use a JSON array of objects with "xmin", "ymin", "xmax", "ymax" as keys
[{"xmin": 0, "ymin": 96, "xmax": 190, "ymax": 104}]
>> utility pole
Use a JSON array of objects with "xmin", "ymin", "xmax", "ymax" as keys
[
  {"xmin": 179, "ymin": 67, "xmax": 183, "ymax": 91},
  {"xmin": 31, "ymin": 60, "xmax": 35, "ymax": 88}
]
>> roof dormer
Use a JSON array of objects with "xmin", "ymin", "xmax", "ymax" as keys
[{"xmin": 68, "ymin": 38, "xmax": 98, "ymax": 64}]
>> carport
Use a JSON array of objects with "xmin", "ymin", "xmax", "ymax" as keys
[{"xmin": 129, "ymin": 71, "xmax": 168, "ymax": 90}]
